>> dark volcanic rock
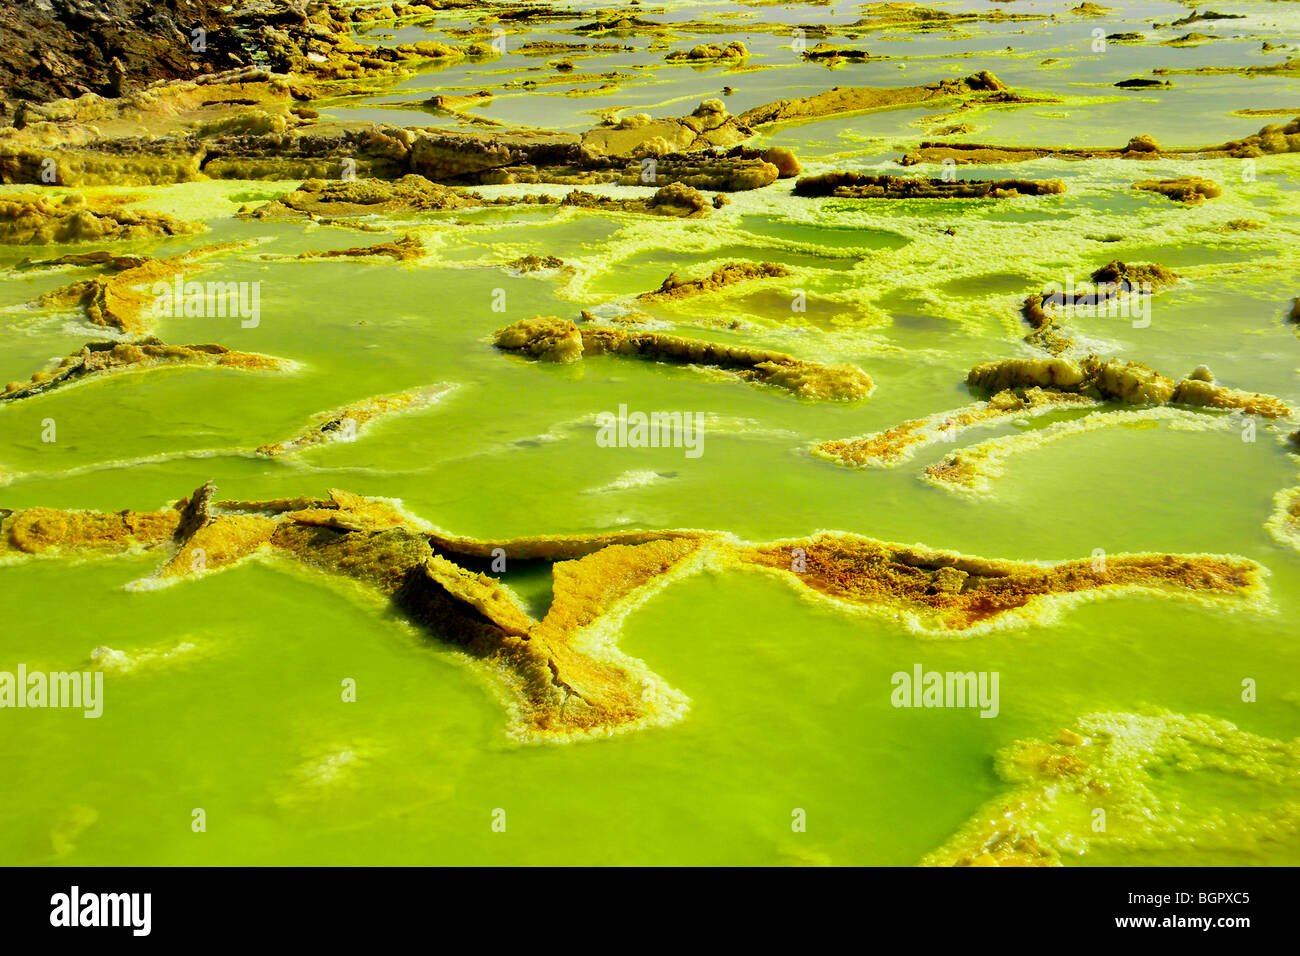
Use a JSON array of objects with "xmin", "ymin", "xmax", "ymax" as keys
[{"xmin": 0, "ymin": 0, "xmax": 262, "ymax": 103}]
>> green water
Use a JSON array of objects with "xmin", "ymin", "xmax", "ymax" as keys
[{"xmin": 2, "ymin": 0, "xmax": 1300, "ymax": 866}]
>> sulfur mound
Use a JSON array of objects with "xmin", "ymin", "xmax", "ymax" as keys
[
  {"xmin": 581, "ymin": 99, "xmax": 751, "ymax": 158},
  {"xmin": 0, "ymin": 192, "xmax": 202, "ymax": 244},
  {"xmin": 968, "ymin": 356, "xmax": 1175, "ymax": 403},
  {"xmin": 494, "ymin": 317, "xmax": 874, "ymax": 401},
  {"xmin": 666, "ymin": 42, "xmax": 749, "ymax": 62},
  {"xmin": 1090, "ymin": 260, "xmax": 1179, "ymax": 289},
  {"xmin": 638, "ymin": 262, "xmax": 790, "ymax": 302},
  {"xmin": 794, "ymin": 172, "xmax": 1065, "ymax": 199},
  {"xmin": 1171, "ymin": 378, "xmax": 1292, "ymax": 418},
  {"xmin": 251, "ymin": 175, "xmax": 483, "ymax": 218},
  {"xmin": 1, "ymin": 507, "xmax": 179, "ymax": 556},
  {"xmin": 966, "ymin": 355, "xmax": 1290, "ymax": 416},
  {"xmin": 560, "ymin": 183, "xmax": 716, "ymax": 218},
  {"xmin": 507, "ymin": 254, "xmax": 568, "ymax": 273},
  {"xmin": 422, "ymin": 555, "xmax": 535, "ymax": 639},
  {"xmin": 295, "ymin": 235, "xmax": 424, "ymax": 261},
  {"xmin": 849, "ymin": 4, "xmax": 1039, "ymax": 31},
  {"xmin": 1083, "ymin": 357, "xmax": 1177, "ymax": 404},
  {"xmin": 741, "ymin": 534, "xmax": 1261, "ymax": 632},
  {"xmin": 738, "ymin": 72, "xmax": 1012, "ymax": 127},
  {"xmin": 802, "ymin": 43, "xmax": 875, "ymax": 63},
  {"xmin": 36, "ymin": 242, "xmax": 246, "ymax": 333},
  {"xmin": 645, "ymin": 182, "xmax": 715, "ymax": 217},
  {"xmin": 0, "ymin": 486, "xmax": 705, "ymax": 740},
  {"xmin": 2, "ymin": 339, "xmax": 286, "ymax": 403},
  {"xmin": 966, "ymin": 358, "xmax": 1089, "ymax": 393},
  {"xmin": 492, "ymin": 315, "xmax": 585, "ymax": 362},
  {"xmin": 1133, "ymin": 177, "xmax": 1221, "ymax": 204},
  {"xmin": 153, "ymin": 511, "xmax": 278, "ymax": 582}
]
